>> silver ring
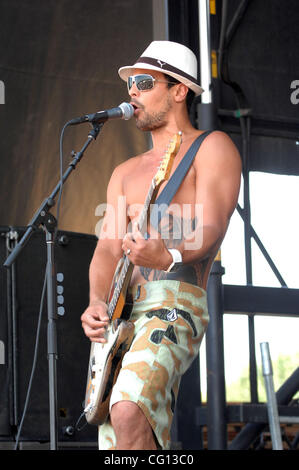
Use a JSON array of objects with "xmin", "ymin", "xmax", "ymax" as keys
[{"xmin": 126, "ymin": 248, "xmax": 131, "ymax": 255}]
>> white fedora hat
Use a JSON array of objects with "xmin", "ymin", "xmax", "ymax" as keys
[{"xmin": 118, "ymin": 40, "xmax": 204, "ymax": 96}]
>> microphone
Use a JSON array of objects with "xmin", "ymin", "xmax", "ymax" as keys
[{"xmin": 68, "ymin": 102, "xmax": 134, "ymax": 125}]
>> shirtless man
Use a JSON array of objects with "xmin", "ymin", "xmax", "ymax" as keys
[{"xmin": 81, "ymin": 41, "xmax": 241, "ymax": 450}]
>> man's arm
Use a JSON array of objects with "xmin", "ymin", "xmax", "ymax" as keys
[
  {"xmin": 180, "ymin": 130, "xmax": 242, "ymax": 262},
  {"xmin": 122, "ymin": 131, "xmax": 241, "ymax": 270}
]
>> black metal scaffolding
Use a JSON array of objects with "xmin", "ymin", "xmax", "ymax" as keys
[{"xmin": 168, "ymin": 0, "xmax": 299, "ymax": 450}]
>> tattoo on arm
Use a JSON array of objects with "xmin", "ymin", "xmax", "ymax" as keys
[{"xmin": 139, "ymin": 213, "xmax": 205, "ymax": 285}]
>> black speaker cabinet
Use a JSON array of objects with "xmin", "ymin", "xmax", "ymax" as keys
[{"xmin": 0, "ymin": 226, "xmax": 98, "ymax": 446}]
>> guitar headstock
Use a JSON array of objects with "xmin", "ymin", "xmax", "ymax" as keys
[{"xmin": 154, "ymin": 132, "xmax": 182, "ymax": 186}]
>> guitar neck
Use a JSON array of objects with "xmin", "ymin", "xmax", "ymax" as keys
[
  {"xmin": 106, "ymin": 131, "xmax": 182, "ymax": 321},
  {"xmin": 107, "ymin": 178, "xmax": 158, "ymax": 319},
  {"xmin": 107, "ymin": 255, "xmax": 133, "ymax": 319},
  {"xmin": 137, "ymin": 178, "xmax": 158, "ymax": 234}
]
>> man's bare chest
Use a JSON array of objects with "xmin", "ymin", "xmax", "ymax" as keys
[{"xmin": 123, "ymin": 159, "xmax": 197, "ymax": 214}]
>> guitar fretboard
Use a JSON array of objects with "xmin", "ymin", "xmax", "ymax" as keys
[{"xmin": 107, "ymin": 178, "xmax": 157, "ymax": 319}]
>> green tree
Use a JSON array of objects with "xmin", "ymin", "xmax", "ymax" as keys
[{"xmin": 226, "ymin": 353, "xmax": 299, "ymax": 402}]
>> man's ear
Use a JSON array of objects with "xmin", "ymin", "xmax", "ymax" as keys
[{"xmin": 172, "ymin": 83, "xmax": 189, "ymax": 103}]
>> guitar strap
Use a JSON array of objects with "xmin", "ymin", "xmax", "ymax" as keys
[{"xmin": 149, "ymin": 130, "xmax": 213, "ymax": 231}]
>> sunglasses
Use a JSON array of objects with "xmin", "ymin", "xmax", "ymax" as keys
[{"xmin": 127, "ymin": 74, "xmax": 177, "ymax": 93}]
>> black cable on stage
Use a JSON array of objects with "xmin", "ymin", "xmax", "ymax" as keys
[
  {"xmin": 14, "ymin": 273, "xmax": 47, "ymax": 450},
  {"xmin": 14, "ymin": 123, "xmax": 67, "ymax": 449}
]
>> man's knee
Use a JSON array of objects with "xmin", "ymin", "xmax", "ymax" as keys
[
  {"xmin": 110, "ymin": 401, "xmax": 157, "ymax": 450},
  {"xmin": 111, "ymin": 401, "xmax": 142, "ymax": 429},
  {"xmin": 110, "ymin": 401, "xmax": 152, "ymax": 437}
]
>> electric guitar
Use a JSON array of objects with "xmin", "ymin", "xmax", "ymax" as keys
[{"xmin": 84, "ymin": 132, "xmax": 182, "ymax": 426}]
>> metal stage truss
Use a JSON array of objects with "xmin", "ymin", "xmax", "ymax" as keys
[{"xmin": 165, "ymin": 0, "xmax": 299, "ymax": 450}]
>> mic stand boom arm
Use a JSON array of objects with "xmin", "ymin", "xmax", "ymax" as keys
[{"xmin": 3, "ymin": 122, "xmax": 103, "ymax": 450}]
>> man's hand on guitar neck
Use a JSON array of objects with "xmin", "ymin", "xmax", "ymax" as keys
[
  {"xmin": 81, "ymin": 299, "xmax": 109, "ymax": 343},
  {"xmin": 122, "ymin": 222, "xmax": 173, "ymax": 271}
]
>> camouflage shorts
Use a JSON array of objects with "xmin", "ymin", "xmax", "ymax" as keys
[{"xmin": 98, "ymin": 279, "xmax": 209, "ymax": 450}]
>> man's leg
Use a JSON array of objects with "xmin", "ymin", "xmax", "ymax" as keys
[{"xmin": 110, "ymin": 401, "xmax": 157, "ymax": 450}]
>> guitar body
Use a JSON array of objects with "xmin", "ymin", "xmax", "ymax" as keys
[
  {"xmin": 84, "ymin": 318, "xmax": 135, "ymax": 425},
  {"xmin": 83, "ymin": 133, "xmax": 182, "ymax": 426},
  {"xmin": 84, "ymin": 259, "xmax": 134, "ymax": 425}
]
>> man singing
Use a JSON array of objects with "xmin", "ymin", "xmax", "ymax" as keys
[{"xmin": 81, "ymin": 40, "xmax": 241, "ymax": 450}]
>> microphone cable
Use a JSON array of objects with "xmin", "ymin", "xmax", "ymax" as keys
[
  {"xmin": 14, "ymin": 272, "xmax": 47, "ymax": 450},
  {"xmin": 14, "ymin": 121, "xmax": 68, "ymax": 449}
]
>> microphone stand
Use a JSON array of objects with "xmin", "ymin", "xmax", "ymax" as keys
[{"xmin": 4, "ymin": 122, "xmax": 103, "ymax": 450}]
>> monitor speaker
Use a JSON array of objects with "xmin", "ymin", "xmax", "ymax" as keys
[{"xmin": 0, "ymin": 226, "xmax": 98, "ymax": 445}]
